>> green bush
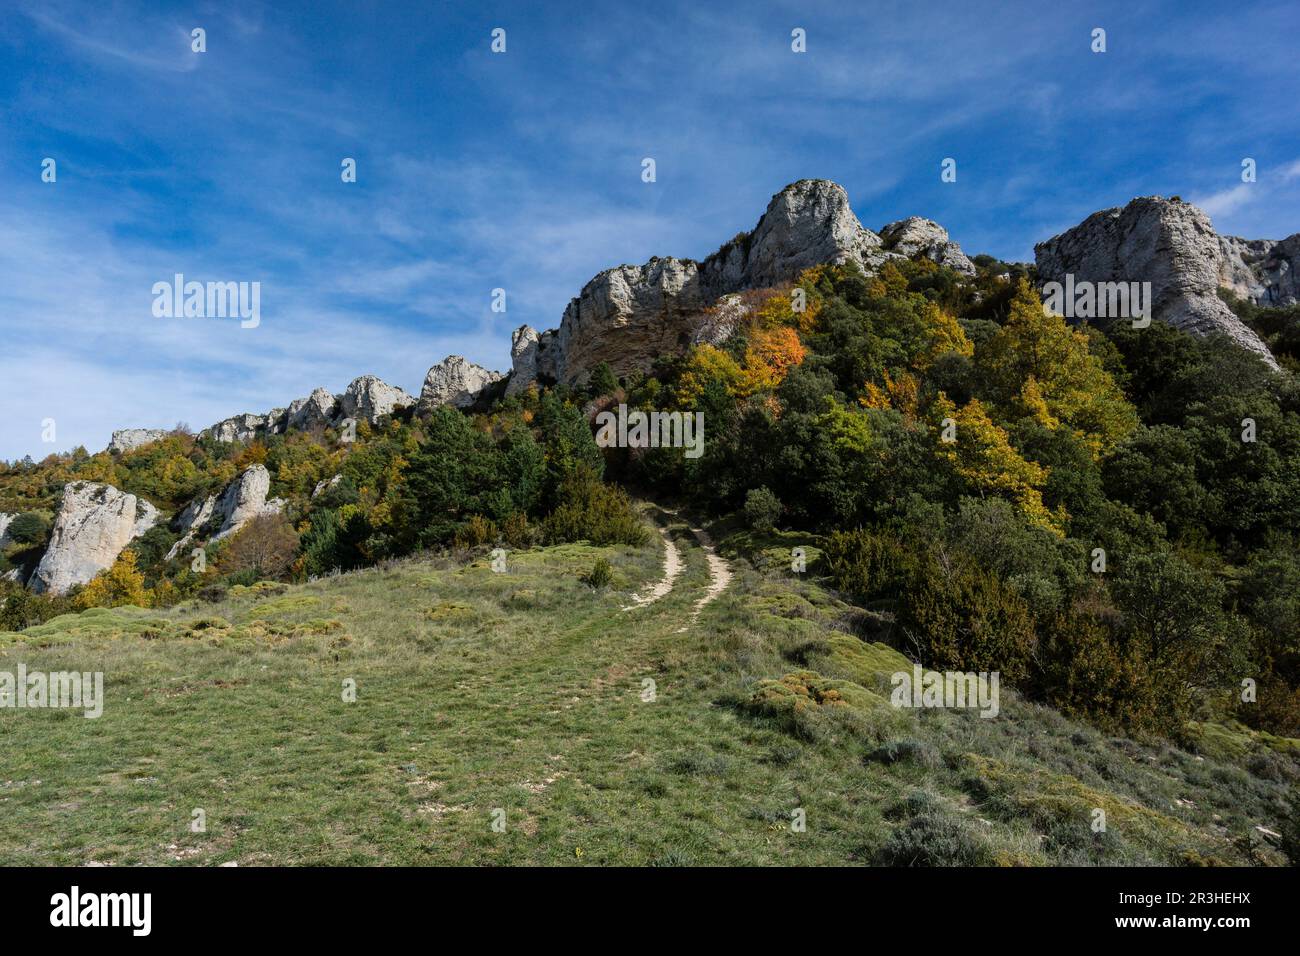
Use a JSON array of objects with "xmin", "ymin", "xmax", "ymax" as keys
[
  {"xmin": 543, "ymin": 465, "xmax": 647, "ymax": 547},
  {"xmin": 742, "ymin": 486, "xmax": 783, "ymax": 532},
  {"xmin": 824, "ymin": 528, "xmax": 917, "ymax": 606},
  {"xmin": 895, "ymin": 552, "xmax": 1036, "ymax": 685},
  {"xmin": 581, "ymin": 557, "xmax": 614, "ymax": 589},
  {"xmin": 3, "ymin": 511, "xmax": 51, "ymax": 545}
]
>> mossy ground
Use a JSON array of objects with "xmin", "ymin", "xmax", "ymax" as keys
[{"xmin": 0, "ymin": 514, "xmax": 1294, "ymax": 865}]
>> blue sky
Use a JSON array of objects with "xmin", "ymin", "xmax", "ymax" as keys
[{"xmin": 2, "ymin": 0, "xmax": 1298, "ymax": 461}]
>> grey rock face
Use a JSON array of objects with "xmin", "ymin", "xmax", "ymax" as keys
[
  {"xmin": 285, "ymin": 387, "xmax": 338, "ymax": 431},
  {"xmin": 879, "ymin": 217, "xmax": 976, "ymax": 275},
  {"xmin": 505, "ymin": 179, "xmax": 973, "ymax": 391},
  {"xmin": 202, "ymin": 412, "xmax": 269, "ymax": 444},
  {"xmin": 1035, "ymin": 197, "xmax": 1279, "ymax": 367},
  {"xmin": 164, "ymin": 494, "xmax": 217, "ymax": 562},
  {"xmin": 339, "ymin": 375, "xmax": 414, "ymax": 424},
  {"xmin": 0, "ymin": 513, "xmax": 15, "ymax": 551},
  {"xmin": 505, "ymin": 326, "xmax": 542, "ymax": 397},
  {"xmin": 108, "ymin": 428, "xmax": 169, "ymax": 455},
  {"xmin": 311, "ymin": 475, "xmax": 343, "ymax": 499},
  {"xmin": 1218, "ymin": 233, "xmax": 1300, "ymax": 308},
  {"xmin": 29, "ymin": 482, "xmax": 160, "ymax": 595},
  {"xmin": 419, "ymin": 356, "xmax": 502, "ymax": 411},
  {"xmin": 164, "ymin": 466, "xmax": 284, "ymax": 559},
  {"xmin": 212, "ymin": 465, "xmax": 283, "ymax": 541}
]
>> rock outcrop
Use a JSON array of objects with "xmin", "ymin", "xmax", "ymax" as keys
[
  {"xmin": 879, "ymin": 218, "xmax": 976, "ymax": 275},
  {"xmin": 212, "ymin": 465, "xmax": 284, "ymax": 541},
  {"xmin": 418, "ymin": 356, "xmax": 502, "ymax": 410},
  {"xmin": 163, "ymin": 493, "xmax": 217, "ymax": 562},
  {"xmin": 506, "ymin": 179, "xmax": 975, "ymax": 390},
  {"xmin": 163, "ymin": 465, "xmax": 284, "ymax": 560},
  {"xmin": 108, "ymin": 428, "xmax": 169, "ymax": 454},
  {"xmin": 339, "ymin": 375, "xmax": 414, "ymax": 424},
  {"xmin": 504, "ymin": 327, "xmax": 543, "ymax": 397},
  {"xmin": 200, "ymin": 375, "xmax": 413, "ymax": 443},
  {"xmin": 203, "ymin": 412, "xmax": 270, "ymax": 444},
  {"xmin": 29, "ymin": 482, "xmax": 160, "ymax": 594},
  {"xmin": 0, "ymin": 513, "xmax": 15, "ymax": 550},
  {"xmin": 1035, "ymin": 197, "xmax": 1286, "ymax": 367},
  {"xmin": 1218, "ymin": 233, "xmax": 1300, "ymax": 309},
  {"xmin": 285, "ymin": 387, "xmax": 338, "ymax": 431},
  {"xmin": 311, "ymin": 475, "xmax": 342, "ymax": 499}
]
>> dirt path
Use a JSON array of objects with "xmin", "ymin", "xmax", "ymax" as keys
[
  {"xmin": 675, "ymin": 524, "xmax": 732, "ymax": 633},
  {"xmin": 623, "ymin": 507, "xmax": 733, "ymax": 630},
  {"xmin": 621, "ymin": 522, "xmax": 683, "ymax": 611}
]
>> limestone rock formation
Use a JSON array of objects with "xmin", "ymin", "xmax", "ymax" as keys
[
  {"xmin": 164, "ymin": 494, "xmax": 217, "ymax": 562},
  {"xmin": 879, "ymin": 217, "xmax": 976, "ymax": 275},
  {"xmin": 504, "ymin": 327, "xmax": 543, "ymax": 397},
  {"xmin": 311, "ymin": 475, "xmax": 343, "ymax": 498},
  {"xmin": 418, "ymin": 356, "xmax": 502, "ymax": 411},
  {"xmin": 1035, "ymin": 197, "xmax": 1283, "ymax": 367},
  {"xmin": 108, "ymin": 428, "xmax": 169, "ymax": 454},
  {"xmin": 212, "ymin": 465, "xmax": 284, "ymax": 541},
  {"xmin": 506, "ymin": 179, "xmax": 975, "ymax": 390},
  {"xmin": 0, "ymin": 513, "xmax": 15, "ymax": 550},
  {"xmin": 285, "ymin": 387, "xmax": 338, "ymax": 431},
  {"xmin": 29, "ymin": 482, "xmax": 160, "ymax": 594},
  {"xmin": 339, "ymin": 375, "xmax": 414, "ymax": 424},
  {"xmin": 1218, "ymin": 233, "xmax": 1300, "ymax": 309},
  {"xmin": 203, "ymin": 412, "xmax": 270, "ymax": 444}
]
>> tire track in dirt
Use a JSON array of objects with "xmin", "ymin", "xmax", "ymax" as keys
[
  {"xmin": 621, "ymin": 521, "xmax": 683, "ymax": 611},
  {"xmin": 674, "ymin": 524, "xmax": 732, "ymax": 633}
]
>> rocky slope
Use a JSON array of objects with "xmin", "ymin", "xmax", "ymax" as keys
[
  {"xmin": 506, "ymin": 179, "xmax": 976, "ymax": 392},
  {"xmin": 1035, "ymin": 197, "xmax": 1298, "ymax": 368}
]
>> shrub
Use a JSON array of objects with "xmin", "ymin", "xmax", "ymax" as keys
[
  {"xmin": 76, "ymin": 550, "xmax": 149, "ymax": 609},
  {"xmin": 501, "ymin": 512, "xmax": 532, "ymax": 550},
  {"xmin": 453, "ymin": 514, "xmax": 498, "ymax": 550},
  {"xmin": 3, "ymin": 511, "xmax": 51, "ymax": 545},
  {"xmin": 543, "ymin": 465, "xmax": 648, "ymax": 547},
  {"xmin": 743, "ymin": 486, "xmax": 783, "ymax": 532},
  {"xmin": 895, "ymin": 552, "xmax": 1036, "ymax": 685},
  {"xmin": 824, "ymin": 528, "xmax": 918, "ymax": 606},
  {"xmin": 1037, "ymin": 609, "xmax": 1163, "ymax": 735},
  {"xmin": 581, "ymin": 557, "xmax": 614, "ymax": 589}
]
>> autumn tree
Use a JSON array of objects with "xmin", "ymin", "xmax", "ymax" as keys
[
  {"xmin": 218, "ymin": 513, "xmax": 300, "ymax": 580},
  {"xmin": 76, "ymin": 549, "xmax": 149, "ymax": 609},
  {"xmin": 980, "ymin": 279, "xmax": 1137, "ymax": 458}
]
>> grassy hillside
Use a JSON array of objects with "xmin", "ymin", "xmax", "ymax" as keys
[{"xmin": 2, "ymin": 508, "xmax": 1294, "ymax": 866}]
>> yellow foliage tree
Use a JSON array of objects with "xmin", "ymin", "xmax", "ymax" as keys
[
  {"xmin": 675, "ymin": 345, "xmax": 744, "ymax": 408},
  {"xmin": 739, "ymin": 326, "xmax": 807, "ymax": 394},
  {"xmin": 860, "ymin": 370, "xmax": 920, "ymax": 421},
  {"xmin": 982, "ymin": 280, "xmax": 1137, "ymax": 458},
  {"xmin": 916, "ymin": 301, "xmax": 974, "ymax": 368},
  {"xmin": 934, "ymin": 394, "xmax": 1063, "ymax": 536},
  {"xmin": 76, "ymin": 549, "xmax": 149, "ymax": 609}
]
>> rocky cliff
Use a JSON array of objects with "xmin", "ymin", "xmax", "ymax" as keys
[
  {"xmin": 28, "ymin": 482, "xmax": 160, "ymax": 594},
  {"xmin": 1035, "ymin": 197, "xmax": 1297, "ymax": 368},
  {"xmin": 505, "ymin": 179, "xmax": 976, "ymax": 392},
  {"xmin": 164, "ymin": 465, "xmax": 285, "ymax": 562},
  {"xmin": 418, "ymin": 356, "xmax": 501, "ymax": 411}
]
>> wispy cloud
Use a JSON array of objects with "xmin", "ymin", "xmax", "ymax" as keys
[{"xmin": 2, "ymin": 0, "xmax": 1298, "ymax": 460}]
